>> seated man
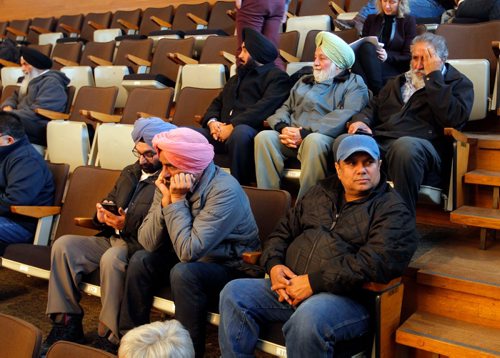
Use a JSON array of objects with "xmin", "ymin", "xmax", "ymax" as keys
[
  {"xmin": 454, "ymin": 0, "xmax": 500, "ymax": 22},
  {"xmin": 1, "ymin": 47, "xmax": 69, "ymax": 147},
  {"xmin": 42, "ymin": 118, "xmax": 176, "ymax": 354},
  {"xmin": 197, "ymin": 27, "xmax": 291, "ymax": 185},
  {"xmin": 123, "ymin": 128, "xmax": 260, "ymax": 357},
  {"xmin": 255, "ymin": 31, "xmax": 369, "ymax": 199},
  {"xmin": 219, "ymin": 134, "xmax": 418, "ymax": 357},
  {"xmin": 0, "ymin": 111, "xmax": 54, "ymax": 245},
  {"xmin": 347, "ymin": 32, "xmax": 473, "ymax": 214},
  {"xmin": 119, "ymin": 320, "xmax": 194, "ymax": 358}
]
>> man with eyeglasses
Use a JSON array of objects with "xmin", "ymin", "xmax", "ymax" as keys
[
  {"xmin": 42, "ymin": 117, "xmax": 177, "ymax": 355},
  {"xmin": 0, "ymin": 111, "xmax": 54, "ymax": 247}
]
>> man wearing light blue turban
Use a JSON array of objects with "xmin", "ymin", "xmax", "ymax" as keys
[{"xmin": 255, "ymin": 31, "xmax": 369, "ymax": 199}]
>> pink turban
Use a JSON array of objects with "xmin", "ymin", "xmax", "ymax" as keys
[{"xmin": 152, "ymin": 127, "xmax": 214, "ymax": 174}]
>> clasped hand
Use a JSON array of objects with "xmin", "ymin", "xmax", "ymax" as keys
[
  {"xmin": 270, "ymin": 264, "xmax": 313, "ymax": 307},
  {"xmin": 96, "ymin": 202, "xmax": 125, "ymax": 230},
  {"xmin": 279, "ymin": 127, "xmax": 303, "ymax": 149},
  {"xmin": 208, "ymin": 120, "xmax": 233, "ymax": 142},
  {"xmin": 155, "ymin": 165, "xmax": 196, "ymax": 207}
]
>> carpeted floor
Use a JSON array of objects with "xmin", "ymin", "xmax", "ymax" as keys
[{"xmin": 0, "ymin": 223, "xmax": 481, "ymax": 357}]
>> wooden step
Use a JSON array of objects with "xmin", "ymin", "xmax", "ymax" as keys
[
  {"xmin": 396, "ymin": 311, "xmax": 500, "ymax": 358},
  {"xmin": 465, "ymin": 169, "xmax": 500, "ymax": 187},
  {"xmin": 451, "ymin": 205, "xmax": 500, "ymax": 230}
]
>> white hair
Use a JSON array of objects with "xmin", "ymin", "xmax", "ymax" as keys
[{"xmin": 118, "ymin": 320, "xmax": 194, "ymax": 358}]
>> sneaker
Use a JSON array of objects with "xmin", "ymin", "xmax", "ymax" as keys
[
  {"xmin": 92, "ymin": 335, "xmax": 119, "ymax": 355},
  {"xmin": 41, "ymin": 314, "xmax": 85, "ymax": 355}
]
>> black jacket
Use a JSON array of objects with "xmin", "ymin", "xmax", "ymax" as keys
[
  {"xmin": 362, "ymin": 14, "xmax": 416, "ymax": 71},
  {"xmin": 262, "ymin": 174, "xmax": 417, "ymax": 295},
  {"xmin": 93, "ymin": 162, "xmax": 158, "ymax": 256},
  {"xmin": 202, "ymin": 62, "xmax": 292, "ymax": 129},
  {"xmin": 0, "ymin": 135, "xmax": 54, "ymax": 233},
  {"xmin": 354, "ymin": 64, "xmax": 473, "ymax": 153}
]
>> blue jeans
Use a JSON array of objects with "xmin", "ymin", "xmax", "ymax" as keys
[
  {"xmin": 219, "ymin": 279, "xmax": 370, "ymax": 358},
  {"xmin": 0, "ymin": 217, "xmax": 33, "ymax": 244}
]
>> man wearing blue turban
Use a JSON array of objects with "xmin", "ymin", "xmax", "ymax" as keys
[{"xmin": 42, "ymin": 117, "xmax": 177, "ymax": 354}]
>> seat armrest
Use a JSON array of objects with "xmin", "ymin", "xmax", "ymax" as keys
[
  {"xmin": 117, "ymin": 19, "xmax": 139, "ymax": 31},
  {"xmin": 88, "ymin": 20, "xmax": 105, "ymax": 30},
  {"xmin": 35, "ymin": 108, "xmax": 69, "ymax": 120},
  {"xmin": 444, "ymin": 127, "xmax": 468, "ymax": 144},
  {"xmin": 0, "ymin": 58, "xmax": 20, "ymax": 67},
  {"xmin": 6, "ymin": 26, "xmax": 27, "ymax": 38},
  {"xmin": 220, "ymin": 51, "xmax": 236, "ymax": 64},
  {"xmin": 53, "ymin": 56, "xmax": 79, "ymax": 67},
  {"xmin": 187, "ymin": 13, "xmax": 208, "ymax": 27},
  {"xmin": 242, "ymin": 251, "xmax": 262, "ymax": 265},
  {"xmin": 329, "ymin": 0, "xmax": 346, "ymax": 15},
  {"xmin": 226, "ymin": 9, "xmax": 237, "ymax": 21},
  {"xmin": 492, "ymin": 41, "xmax": 500, "ymax": 58},
  {"xmin": 59, "ymin": 23, "xmax": 80, "ymax": 35},
  {"xmin": 167, "ymin": 52, "xmax": 198, "ymax": 65},
  {"xmin": 150, "ymin": 16, "xmax": 172, "ymax": 29},
  {"xmin": 362, "ymin": 277, "xmax": 402, "ymax": 293},
  {"xmin": 279, "ymin": 49, "xmax": 299, "ymax": 63},
  {"xmin": 30, "ymin": 25, "xmax": 49, "ymax": 34},
  {"xmin": 74, "ymin": 217, "xmax": 99, "ymax": 229},
  {"xmin": 88, "ymin": 55, "xmax": 112, "ymax": 66},
  {"xmin": 127, "ymin": 54, "xmax": 151, "ymax": 67},
  {"xmin": 81, "ymin": 109, "xmax": 121, "ymax": 123},
  {"xmin": 11, "ymin": 205, "xmax": 61, "ymax": 218}
]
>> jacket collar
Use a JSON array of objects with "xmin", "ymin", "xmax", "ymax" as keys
[{"xmin": 0, "ymin": 135, "xmax": 30, "ymax": 160}]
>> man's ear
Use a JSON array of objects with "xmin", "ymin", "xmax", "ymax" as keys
[{"xmin": 334, "ymin": 162, "xmax": 341, "ymax": 174}]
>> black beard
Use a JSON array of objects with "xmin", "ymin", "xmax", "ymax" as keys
[
  {"xmin": 237, "ymin": 59, "xmax": 258, "ymax": 78},
  {"xmin": 140, "ymin": 161, "xmax": 162, "ymax": 174}
]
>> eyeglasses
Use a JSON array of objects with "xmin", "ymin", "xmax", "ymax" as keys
[{"xmin": 131, "ymin": 148, "xmax": 156, "ymax": 159}]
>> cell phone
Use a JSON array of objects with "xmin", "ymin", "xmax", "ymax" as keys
[
  {"xmin": 355, "ymin": 128, "xmax": 373, "ymax": 137},
  {"xmin": 101, "ymin": 202, "xmax": 119, "ymax": 215}
]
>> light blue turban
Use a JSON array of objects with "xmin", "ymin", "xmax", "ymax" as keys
[
  {"xmin": 315, "ymin": 31, "xmax": 355, "ymax": 70},
  {"xmin": 132, "ymin": 117, "xmax": 177, "ymax": 148}
]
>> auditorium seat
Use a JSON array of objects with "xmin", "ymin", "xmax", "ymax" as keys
[
  {"xmin": 93, "ymin": 8, "xmax": 142, "ymax": 42},
  {"xmin": 85, "ymin": 87, "xmax": 174, "ymax": 169},
  {"xmin": 1, "ymin": 166, "xmax": 121, "ymax": 280},
  {"xmin": 26, "ymin": 17, "xmax": 55, "ymax": 44},
  {"xmin": 0, "ymin": 162, "xmax": 69, "ymax": 256},
  {"xmin": 139, "ymin": 5, "xmax": 174, "ymax": 37},
  {"xmin": 122, "ymin": 37, "xmax": 195, "ymax": 92},
  {"xmin": 170, "ymin": 86, "xmax": 221, "ymax": 127},
  {"xmin": 4, "ymin": 19, "xmax": 31, "ymax": 43},
  {"xmin": 59, "ymin": 41, "xmax": 115, "ymax": 99},
  {"xmin": 40, "ymin": 86, "xmax": 118, "ymax": 171},
  {"xmin": 92, "ymin": 38, "xmax": 153, "ymax": 107},
  {"xmin": 0, "ymin": 313, "xmax": 43, "ymax": 358},
  {"xmin": 47, "ymin": 341, "xmax": 116, "ymax": 358},
  {"xmin": 286, "ymin": 15, "xmax": 332, "ymax": 58}
]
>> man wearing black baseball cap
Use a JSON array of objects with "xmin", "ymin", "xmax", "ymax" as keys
[
  {"xmin": 1, "ymin": 47, "xmax": 70, "ymax": 147},
  {"xmin": 197, "ymin": 27, "xmax": 291, "ymax": 185},
  {"xmin": 219, "ymin": 134, "xmax": 417, "ymax": 357}
]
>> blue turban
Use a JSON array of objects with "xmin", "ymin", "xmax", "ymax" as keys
[{"xmin": 131, "ymin": 117, "xmax": 177, "ymax": 148}]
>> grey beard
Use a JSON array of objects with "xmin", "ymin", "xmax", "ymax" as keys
[
  {"xmin": 18, "ymin": 68, "xmax": 44, "ymax": 99},
  {"xmin": 410, "ymin": 70, "xmax": 425, "ymax": 90}
]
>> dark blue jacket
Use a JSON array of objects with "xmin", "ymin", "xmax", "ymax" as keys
[{"xmin": 0, "ymin": 135, "xmax": 54, "ymax": 233}]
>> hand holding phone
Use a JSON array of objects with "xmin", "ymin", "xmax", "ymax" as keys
[{"xmin": 101, "ymin": 202, "xmax": 119, "ymax": 215}]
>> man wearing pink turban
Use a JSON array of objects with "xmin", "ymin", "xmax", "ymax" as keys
[{"xmin": 119, "ymin": 128, "xmax": 260, "ymax": 357}]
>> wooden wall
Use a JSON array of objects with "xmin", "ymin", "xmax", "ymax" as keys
[{"xmin": 0, "ymin": 0, "xmax": 220, "ymax": 22}]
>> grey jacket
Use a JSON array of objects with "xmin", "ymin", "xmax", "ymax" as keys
[
  {"xmin": 267, "ymin": 70, "xmax": 369, "ymax": 139},
  {"xmin": 1, "ymin": 70, "xmax": 70, "ymax": 146},
  {"xmin": 138, "ymin": 163, "xmax": 260, "ymax": 269}
]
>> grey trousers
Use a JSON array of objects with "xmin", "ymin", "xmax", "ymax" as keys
[
  {"xmin": 255, "ymin": 131, "xmax": 334, "ymax": 199},
  {"xmin": 46, "ymin": 235, "xmax": 128, "ymax": 338}
]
